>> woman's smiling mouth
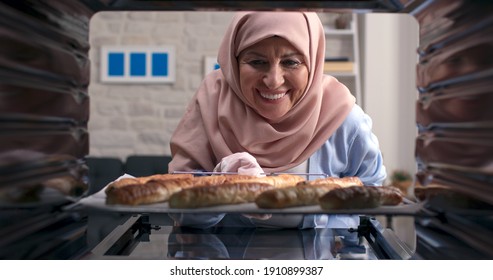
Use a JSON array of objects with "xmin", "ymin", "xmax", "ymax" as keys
[{"xmin": 259, "ymin": 91, "xmax": 287, "ymax": 100}]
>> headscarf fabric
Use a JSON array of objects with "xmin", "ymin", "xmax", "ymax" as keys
[{"xmin": 169, "ymin": 12, "xmax": 355, "ymax": 173}]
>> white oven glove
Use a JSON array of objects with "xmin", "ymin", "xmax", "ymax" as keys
[{"xmin": 213, "ymin": 152, "xmax": 265, "ymax": 177}]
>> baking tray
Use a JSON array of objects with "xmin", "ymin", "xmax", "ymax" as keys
[{"xmin": 72, "ymin": 175, "xmax": 425, "ymax": 216}]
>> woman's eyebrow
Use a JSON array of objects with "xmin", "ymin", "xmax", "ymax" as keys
[
  {"xmin": 240, "ymin": 50, "xmax": 265, "ymax": 57},
  {"xmin": 241, "ymin": 51, "xmax": 303, "ymax": 58},
  {"xmin": 281, "ymin": 52, "xmax": 303, "ymax": 58}
]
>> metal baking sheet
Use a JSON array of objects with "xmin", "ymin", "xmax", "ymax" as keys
[{"xmin": 74, "ymin": 185, "xmax": 424, "ymax": 216}]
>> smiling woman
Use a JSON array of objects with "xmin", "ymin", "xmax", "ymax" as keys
[{"xmin": 168, "ymin": 11, "xmax": 386, "ymax": 229}]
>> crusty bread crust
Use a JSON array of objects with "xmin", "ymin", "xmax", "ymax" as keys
[
  {"xmin": 256, "ymin": 183, "xmax": 341, "ymax": 209},
  {"xmin": 169, "ymin": 182, "xmax": 274, "ymax": 208},
  {"xmin": 105, "ymin": 178, "xmax": 196, "ymax": 205},
  {"xmin": 191, "ymin": 174, "xmax": 257, "ymax": 187},
  {"xmin": 227, "ymin": 174, "xmax": 305, "ymax": 188},
  {"xmin": 301, "ymin": 176, "xmax": 363, "ymax": 188},
  {"xmin": 105, "ymin": 173, "xmax": 193, "ymax": 194},
  {"xmin": 319, "ymin": 186, "xmax": 403, "ymax": 210},
  {"xmin": 105, "ymin": 182, "xmax": 166, "ymax": 205},
  {"xmin": 255, "ymin": 176, "xmax": 363, "ymax": 209}
]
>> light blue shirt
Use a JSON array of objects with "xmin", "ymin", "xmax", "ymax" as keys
[
  {"xmin": 170, "ymin": 104, "xmax": 387, "ymax": 229},
  {"xmin": 308, "ymin": 104, "xmax": 386, "ymax": 185}
]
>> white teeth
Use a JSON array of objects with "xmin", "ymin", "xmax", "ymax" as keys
[{"xmin": 260, "ymin": 92, "xmax": 286, "ymax": 100}]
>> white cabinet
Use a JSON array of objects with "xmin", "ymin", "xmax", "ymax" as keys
[{"xmin": 320, "ymin": 13, "xmax": 362, "ymax": 104}]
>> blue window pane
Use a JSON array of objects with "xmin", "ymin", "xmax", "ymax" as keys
[
  {"xmin": 130, "ymin": 53, "xmax": 146, "ymax": 76},
  {"xmin": 108, "ymin": 53, "xmax": 124, "ymax": 76},
  {"xmin": 152, "ymin": 53, "xmax": 168, "ymax": 77}
]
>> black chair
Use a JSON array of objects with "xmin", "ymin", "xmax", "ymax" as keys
[
  {"xmin": 85, "ymin": 157, "xmax": 124, "ymax": 194},
  {"xmin": 124, "ymin": 155, "xmax": 172, "ymax": 177}
]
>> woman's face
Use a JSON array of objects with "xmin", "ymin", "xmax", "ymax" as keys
[{"xmin": 238, "ymin": 37, "xmax": 309, "ymax": 121}]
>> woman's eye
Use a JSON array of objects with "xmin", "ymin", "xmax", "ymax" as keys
[
  {"xmin": 282, "ymin": 59, "xmax": 301, "ymax": 68},
  {"xmin": 248, "ymin": 60, "xmax": 267, "ymax": 66}
]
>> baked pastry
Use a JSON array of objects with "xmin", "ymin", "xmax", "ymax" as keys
[
  {"xmin": 145, "ymin": 173, "xmax": 194, "ymax": 182},
  {"xmin": 319, "ymin": 186, "xmax": 403, "ymax": 210},
  {"xmin": 105, "ymin": 173, "xmax": 193, "ymax": 194},
  {"xmin": 169, "ymin": 182, "xmax": 274, "ymax": 208},
  {"xmin": 233, "ymin": 174, "xmax": 305, "ymax": 188},
  {"xmin": 256, "ymin": 182, "xmax": 342, "ymax": 209},
  {"xmin": 255, "ymin": 176, "xmax": 363, "ymax": 209},
  {"xmin": 261, "ymin": 174, "xmax": 306, "ymax": 188},
  {"xmin": 301, "ymin": 176, "xmax": 363, "ymax": 187},
  {"xmin": 106, "ymin": 177, "xmax": 197, "ymax": 205},
  {"xmin": 105, "ymin": 178, "xmax": 141, "ymax": 193},
  {"xmin": 192, "ymin": 174, "xmax": 257, "ymax": 187}
]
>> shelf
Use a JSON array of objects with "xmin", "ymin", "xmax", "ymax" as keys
[
  {"xmin": 321, "ymin": 13, "xmax": 361, "ymax": 104},
  {"xmin": 324, "ymin": 61, "xmax": 354, "ymax": 72}
]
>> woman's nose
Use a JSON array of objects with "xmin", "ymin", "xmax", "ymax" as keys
[{"xmin": 263, "ymin": 65, "xmax": 284, "ymax": 88}]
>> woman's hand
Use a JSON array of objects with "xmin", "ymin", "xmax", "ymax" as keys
[{"xmin": 213, "ymin": 152, "xmax": 265, "ymax": 177}]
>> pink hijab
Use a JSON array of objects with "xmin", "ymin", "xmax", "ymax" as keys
[{"xmin": 169, "ymin": 12, "xmax": 355, "ymax": 173}]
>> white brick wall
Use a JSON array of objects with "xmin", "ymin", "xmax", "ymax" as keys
[
  {"xmin": 88, "ymin": 11, "xmax": 233, "ymax": 160},
  {"xmin": 88, "ymin": 12, "xmax": 350, "ymax": 161}
]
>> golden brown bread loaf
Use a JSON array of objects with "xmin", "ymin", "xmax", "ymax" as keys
[
  {"xmin": 105, "ymin": 175, "xmax": 198, "ymax": 205},
  {"xmin": 106, "ymin": 179, "xmax": 195, "ymax": 205},
  {"xmin": 255, "ymin": 183, "xmax": 342, "ymax": 209},
  {"xmin": 105, "ymin": 178, "xmax": 141, "ymax": 192},
  {"xmin": 254, "ymin": 176, "xmax": 363, "ymax": 209},
  {"xmin": 145, "ymin": 173, "xmax": 194, "ymax": 181},
  {"xmin": 319, "ymin": 186, "xmax": 403, "ymax": 210},
  {"xmin": 105, "ymin": 173, "xmax": 193, "ymax": 194},
  {"xmin": 302, "ymin": 176, "xmax": 363, "ymax": 187},
  {"xmin": 230, "ymin": 174, "xmax": 305, "ymax": 188},
  {"xmin": 104, "ymin": 174, "xmax": 231, "ymax": 203},
  {"xmin": 192, "ymin": 174, "xmax": 258, "ymax": 187},
  {"xmin": 169, "ymin": 182, "xmax": 274, "ymax": 208},
  {"xmin": 260, "ymin": 174, "xmax": 306, "ymax": 188}
]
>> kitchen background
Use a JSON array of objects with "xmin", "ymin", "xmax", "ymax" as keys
[{"xmin": 88, "ymin": 11, "xmax": 418, "ymax": 185}]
